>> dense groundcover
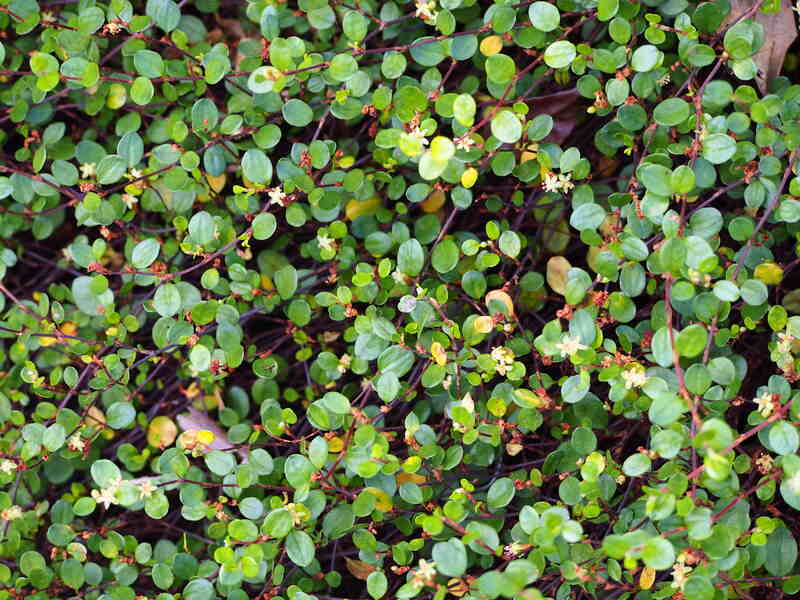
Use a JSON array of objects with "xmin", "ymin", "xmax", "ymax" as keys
[{"xmin": 1, "ymin": 0, "xmax": 800, "ymax": 598}]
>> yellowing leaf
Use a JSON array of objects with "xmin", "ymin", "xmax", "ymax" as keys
[
  {"xmin": 546, "ymin": 256, "xmax": 571, "ymax": 295},
  {"xmin": 430, "ymin": 341, "xmax": 447, "ymax": 366},
  {"xmin": 480, "ymin": 35, "xmax": 503, "ymax": 56},
  {"xmin": 396, "ymin": 472, "xmax": 426, "ymax": 485},
  {"xmin": 345, "ymin": 558, "xmax": 376, "ymax": 581},
  {"xmin": 421, "ymin": 189, "xmax": 446, "ymax": 213},
  {"xmin": 206, "ymin": 173, "xmax": 226, "ymax": 193},
  {"xmin": 147, "ymin": 416, "xmax": 178, "ymax": 448},
  {"xmin": 474, "ymin": 315, "xmax": 494, "ymax": 334},
  {"xmin": 261, "ymin": 274, "xmax": 274, "ymax": 290},
  {"xmin": 363, "ymin": 487, "xmax": 393, "ymax": 512},
  {"xmin": 86, "ymin": 406, "xmax": 106, "ymax": 431},
  {"xmin": 346, "ymin": 196, "xmax": 382, "ymax": 220},
  {"xmin": 461, "ymin": 167, "xmax": 478, "ymax": 188},
  {"xmin": 754, "ymin": 261, "xmax": 783, "ymax": 285},
  {"xmin": 485, "ymin": 289, "xmax": 515, "ymax": 317},
  {"xmin": 328, "ymin": 436, "xmax": 344, "ymax": 452},
  {"xmin": 639, "ymin": 567, "xmax": 655, "ymax": 590}
]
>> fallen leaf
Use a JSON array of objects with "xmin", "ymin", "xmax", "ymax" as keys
[
  {"xmin": 723, "ymin": 0, "xmax": 797, "ymax": 94},
  {"xmin": 345, "ymin": 558, "xmax": 376, "ymax": 581},
  {"xmin": 177, "ymin": 407, "xmax": 248, "ymax": 460}
]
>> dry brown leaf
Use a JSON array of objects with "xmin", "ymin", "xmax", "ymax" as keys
[
  {"xmin": 723, "ymin": 0, "xmax": 798, "ymax": 94},
  {"xmin": 345, "ymin": 558, "xmax": 376, "ymax": 581},
  {"xmin": 176, "ymin": 407, "xmax": 248, "ymax": 460}
]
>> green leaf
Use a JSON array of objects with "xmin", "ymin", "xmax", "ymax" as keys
[
  {"xmin": 252, "ymin": 213, "xmax": 277, "ymax": 240},
  {"xmin": 487, "ymin": 477, "xmax": 515, "ymax": 510},
  {"xmin": 367, "ymin": 572, "xmax": 388, "ymax": 599},
  {"xmin": 132, "ymin": 239, "xmax": 160, "ymax": 269},
  {"xmin": 286, "ymin": 530, "xmax": 315, "ymax": 567},
  {"xmin": 431, "ymin": 239, "xmax": 459, "ymax": 273},
  {"xmin": 529, "ymin": 2, "xmax": 560, "ymax": 31},
  {"xmin": 153, "ymin": 284, "xmax": 182, "ymax": 317},
  {"xmin": 544, "ymin": 41, "xmax": 576, "ymax": 69},
  {"xmin": 702, "ymin": 133, "xmax": 736, "ymax": 164},
  {"xmin": 432, "ymin": 539, "xmax": 467, "ymax": 577},
  {"xmin": 641, "ymin": 537, "xmax": 675, "ymax": 569},
  {"xmin": 653, "ymin": 98, "xmax": 691, "ymax": 126},
  {"xmin": 146, "ymin": 0, "xmax": 181, "ymax": 32},
  {"xmin": 282, "ymin": 99, "xmax": 314, "ymax": 126},
  {"xmin": 274, "ymin": 265, "xmax": 298, "ymax": 299},
  {"xmin": 397, "ymin": 239, "xmax": 425, "ymax": 276},
  {"xmin": 242, "ymin": 149, "xmax": 273, "ymax": 185},
  {"xmin": 491, "ymin": 110, "xmax": 523, "ymax": 143}
]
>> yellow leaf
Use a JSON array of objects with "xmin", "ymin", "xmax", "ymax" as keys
[
  {"xmin": 345, "ymin": 558, "xmax": 376, "ymax": 581},
  {"xmin": 546, "ymin": 256, "xmax": 571, "ymax": 296},
  {"xmin": 363, "ymin": 487, "xmax": 393, "ymax": 512},
  {"xmin": 754, "ymin": 261, "xmax": 783, "ymax": 285},
  {"xmin": 346, "ymin": 196, "xmax": 382, "ymax": 220},
  {"xmin": 474, "ymin": 315, "xmax": 494, "ymax": 334},
  {"xmin": 639, "ymin": 567, "xmax": 655, "ymax": 590},
  {"xmin": 431, "ymin": 341, "xmax": 447, "ymax": 366},
  {"xmin": 485, "ymin": 289, "xmax": 515, "ymax": 317},
  {"xmin": 480, "ymin": 35, "xmax": 503, "ymax": 56},
  {"xmin": 260, "ymin": 274, "xmax": 275, "ymax": 290},
  {"xmin": 147, "ymin": 416, "xmax": 178, "ymax": 448},
  {"xmin": 206, "ymin": 173, "xmax": 226, "ymax": 193},
  {"xmin": 396, "ymin": 472, "xmax": 426, "ymax": 485},
  {"xmin": 420, "ymin": 189, "xmax": 446, "ymax": 213},
  {"xmin": 86, "ymin": 406, "xmax": 106, "ymax": 431},
  {"xmin": 106, "ymin": 83, "xmax": 127, "ymax": 109},
  {"xmin": 460, "ymin": 167, "xmax": 478, "ymax": 189}
]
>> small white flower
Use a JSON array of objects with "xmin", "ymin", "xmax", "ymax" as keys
[
  {"xmin": 541, "ymin": 171, "xmax": 574, "ymax": 193},
  {"xmin": 337, "ymin": 354, "xmax": 351, "ymax": 373},
  {"xmin": 670, "ymin": 556, "xmax": 692, "ymax": 591},
  {"xmin": 542, "ymin": 172, "xmax": 560, "ymax": 193},
  {"xmin": 455, "ymin": 136, "xmax": 475, "ymax": 151},
  {"xmin": 491, "ymin": 346, "xmax": 515, "ymax": 376},
  {"xmin": 67, "ymin": 434, "xmax": 85, "ymax": 452},
  {"xmin": 415, "ymin": 0, "xmax": 438, "ymax": 22},
  {"xmin": 753, "ymin": 392, "xmax": 774, "ymax": 418},
  {"xmin": 415, "ymin": 558, "xmax": 437, "ymax": 581},
  {"xmin": 127, "ymin": 168, "xmax": 143, "ymax": 180},
  {"xmin": 137, "ymin": 479, "xmax": 156, "ymax": 499},
  {"xmin": 408, "ymin": 126, "xmax": 430, "ymax": 146},
  {"xmin": 80, "ymin": 163, "xmax": 96, "ymax": 179},
  {"xmin": 317, "ymin": 234, "xmax": 336, "ymax": 252},
  {"xmin": 268, "ymin": 186, "xmax": 287, "ymax": 207},
  {"xmin": 91, "ymin": 486, "xmax": 119, "ymax": 510},
  {"xmin": 393, "ymin": 271, "xmax": 409, "ymax": 285},
  {"xmin": 555, "ymin": 335, "xmax": 588, "ymax": 358},
  {"xmin": 557, "ymin": 173, "xmax": 574, "ymax": 192},
  {"xmin": 0, "ymin": 459, "xmax": 16, "ymax": 475},
  {"xmin": 777, "ymin": 331, "xmax": 794, "ymax": 354},
  {"xmin": 621, "ymin": 367, "xmax": 648, "ymax": 389},
  {"xmin": 1, "ymin": 506, "xmax": 23, "ymax": 521},
  {"xmin": 121, "ymin": 194, "xmax": 138, "ymax": 210},
  {"xmin": 91, "ymin": 475, "xmax": 122, "ymax": 509}
]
